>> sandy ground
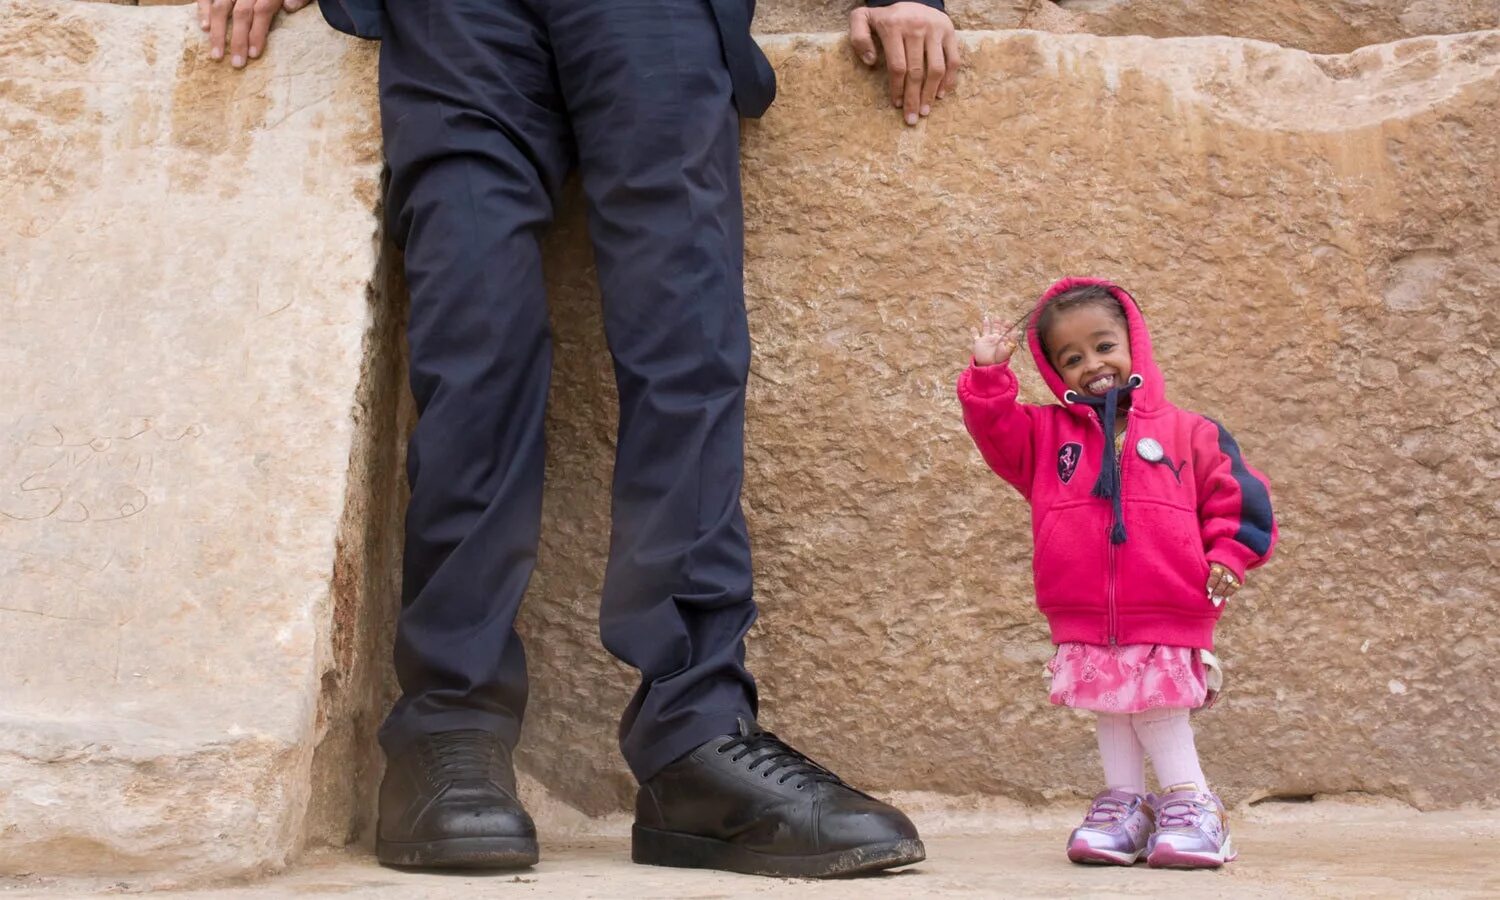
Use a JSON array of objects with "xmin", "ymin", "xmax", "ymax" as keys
[{"xmin": 5, "ymin": 800, "xmax": 1498, "ymax": 898}]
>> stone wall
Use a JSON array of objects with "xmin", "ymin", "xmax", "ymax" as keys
[{"xmin": 4, "ymin": 0, "xmax": 1499, "ymax": 883}]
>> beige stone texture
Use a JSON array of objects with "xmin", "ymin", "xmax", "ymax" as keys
[
  {"xmin": 0, "ymin": 0, "xmax": 389, "ymax": 882},
  {"xmin": 1044, "ymin": 0, "xmax": 1500, "ymax": 52},
  {"xmin": 4, "ymin": 0, "xmax": 1500, "ymax": 885},
  {"xmin": 759, "ymin": 1, "xmax": 1500, "ymax": 52}
]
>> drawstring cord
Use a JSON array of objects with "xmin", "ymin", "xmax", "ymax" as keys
[{"xmin": 1063, "ymin": 375, "xmax": 1143, "ymax": 545}]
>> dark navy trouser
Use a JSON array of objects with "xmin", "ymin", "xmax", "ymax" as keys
[{"xmin": 376, "ymin": 0, "xmax": 759, "ymax": 781}]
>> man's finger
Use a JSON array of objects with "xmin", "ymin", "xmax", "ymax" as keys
[
  {"xmin": 247, "ymin": 0, "xmax": 278, "ymax": 60},
  {"xmin": 920, "ymin": 32, "xmax": 944, "ymax": 115},
  {"xmin": 229, "ymin": 0, "xmax": 254, "ymax": 67},
  {"xmin": 208, "ymin": 0, "xmax": 232, "ymax": 60},
  {"xmin": 196, "ymin": 0, "xmax": 211, "ymax": 31},
  {"xmin": 881, "ymin": 24, "xmax": 908, "ymax": 108},
  {"xmin": 849, "ymin": 8, "xmax": 878, "ymax": 67},
  {"xmin": 902, "ymin": 32, "xmax": 923, "ymax": 124},
  {"xmin": 940, "ymin": 29, "xmax": 961, "ymax": 99}
]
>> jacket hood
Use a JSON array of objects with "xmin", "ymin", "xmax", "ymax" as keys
[{"xmin": 1025, "ymin": 277, "xmax": 1166, "ymax": 418}]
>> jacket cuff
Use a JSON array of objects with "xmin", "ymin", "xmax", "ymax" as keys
[
  {"xmin": 866, "ymin": 0, "xmax": 946, "ymax": 11},
  {"xmin": 958, "ymin": 360, "xmax": 1018, "ymax": 398},
  {"xmin": 1205, "ymin": 543, "xmax": 1255, "ymax": 583}
]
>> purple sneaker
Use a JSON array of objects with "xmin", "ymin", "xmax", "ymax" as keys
[
  {"xmin": 1146, "ymin": 788, "xmax": 1236, "ymax": 869},
  {"xmin": 1065, "ymin": 789, "xmax": 1154, "ymax": 865}
]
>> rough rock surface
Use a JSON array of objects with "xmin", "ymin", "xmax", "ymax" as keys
[
  {"xmin": 0, "ymin": 0, "xmax": 388, "ymax": 881},
  {"xmin": 1044, "ymin": 0, "xmax": 1500, "ymax": 51},
  {"xmin": 5, "ymin": 0, "xmax": 1500, "ymax": 883},
  {"xmin": 759, "ymin": 1, "xmax": 1500, "ymax": 52}
]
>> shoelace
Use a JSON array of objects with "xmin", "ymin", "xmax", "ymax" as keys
[
  {"xmin": 1157, "ymin": 798, "xmax": 1209, "ymax": 829},
  {"xmin": 426, "ymin": 730, "xmax": 504, "ymax": 781},
  {"xmin": 716, "ymin": 728, "xmax": 848, "ymax": 790},
  {"xmin": 1084, "ymin": 796, "xmax": 1133, "ymax": 824}
]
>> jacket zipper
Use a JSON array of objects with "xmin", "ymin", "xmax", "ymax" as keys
[{"xmin": 1108, "ymin": 541, "xmax": 1118, "ymax": 645}]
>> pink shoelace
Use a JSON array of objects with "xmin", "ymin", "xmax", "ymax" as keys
[
  {"xmin": 1084, "ymin": 796, "xmax": 1135, "ymax": 825},
  {"xmin": 1157, "ymin": 797, "xmax": 1210, "ymax": 829}
]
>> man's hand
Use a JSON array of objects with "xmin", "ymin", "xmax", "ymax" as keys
[
  {"xmin": 1206, "ymin": 563, "xmax": 1241, "ymax": 607},
  {"xmin": 849, "ymin": 3, "xmax": 960, "ymax": 126},
  {"xmin": 198, "ymin": 0, "xmax": 310, "ymax": 68},
  {"xmin": 971, "ymin": 316, "xmax": 1018, "ymax": 367}
]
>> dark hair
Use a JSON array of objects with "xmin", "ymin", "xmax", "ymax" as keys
[{"xmin": 1035, "ymin": 285, "xmax": 1128, "ymax": 361}]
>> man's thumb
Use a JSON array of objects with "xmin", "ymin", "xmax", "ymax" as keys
[{"xmin": 848, "ymin": 9, "xmax": 878, "ymax": 66}]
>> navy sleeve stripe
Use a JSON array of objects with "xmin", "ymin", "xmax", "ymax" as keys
[{"xmin": 1210, "ymin": 419, "xmax": 1274, "ymax": 556}]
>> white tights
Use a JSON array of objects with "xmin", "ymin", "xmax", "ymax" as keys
[{"xmin": 1096, "ymin": 709, "xmax": 1208, "ymax": 794}]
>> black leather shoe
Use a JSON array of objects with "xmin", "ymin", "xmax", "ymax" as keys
[
  {"xmin": 376, "ymin": 730, "xmax": 539, "ymax": 869},
  {"xmin": 633, "ymin": 718, "xmax": 925, "ymax": 878}
]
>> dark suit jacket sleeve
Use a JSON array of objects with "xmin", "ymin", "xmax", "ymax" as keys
[{"xmin": 319, "ymin": 0, "xmax": 384, "ymax": 40}]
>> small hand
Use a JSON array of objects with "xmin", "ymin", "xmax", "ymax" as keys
[
  {"xmin": 971, "ymin": 315, "xmax": 1018, "ymax": 367},
  {"xmin": 849, "ymin": 3, "xmax": 961, "ymax": 126},
  {"xmin": 1206, "ymin": 563, "xmax": 1240, "ymax": 607},
  {"xmin": 198, "ymin": 0, "xmax": 309, "ymax": 68}
]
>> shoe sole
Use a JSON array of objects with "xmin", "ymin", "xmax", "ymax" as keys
[
  {"xmin": 632, "ymin": 824, "xmax": 925, "ymax": 878},
  {"xmin": 1146, "ymin": 836, "xmax": 1236, "ymax": 869},
  {"xmin": 377, "ymin": 835, "xmax": 539, "ymax": 870},
  {"xmin": 1066, "ymin": 838, "xmax": 1142, "ymax": 866}
]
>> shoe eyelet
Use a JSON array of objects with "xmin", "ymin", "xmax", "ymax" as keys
[{"xmin": 761, "ymin": 771, "xmax": 771, "ymax": 778}]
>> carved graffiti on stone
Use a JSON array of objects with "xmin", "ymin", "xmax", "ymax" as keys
[{"xmin": 0, "ymin": 416, "xmax": 202, "ymax": 524}]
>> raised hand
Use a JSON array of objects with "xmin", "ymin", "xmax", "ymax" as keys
[{"xmin": 971, "ymin": 315, "xmax": 1018, "ymax": 367}]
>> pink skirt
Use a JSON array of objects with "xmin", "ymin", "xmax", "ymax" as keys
[{"xmin": 1046, "ymin": 642, "xmax": 1219, "ymax": 712}]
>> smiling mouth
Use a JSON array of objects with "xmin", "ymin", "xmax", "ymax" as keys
[{"xmin": 1084, "ymin": 374, "xmax": 1118, "ymax": 395}]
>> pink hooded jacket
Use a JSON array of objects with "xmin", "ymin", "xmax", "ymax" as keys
[{"xmin": 957, "ymin": 278, "xmax": 1277, "ymax": 649}]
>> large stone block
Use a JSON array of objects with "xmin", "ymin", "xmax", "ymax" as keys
[
  {"xmin": 758, "ymin": 1, "xmax": 1500, "ymax": 52},
  {"xmin": 0, "ymin": 0, "xmax": 391, "ymax": 882},
  {"xmin": 521, "ymin": 29, "xmax": 1500, "ymax": 815}
]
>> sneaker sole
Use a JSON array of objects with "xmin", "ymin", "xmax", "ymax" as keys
[
  {"xmin": 377, "ymin": 835, "xmax": 539, "ymax": 870},
  {"xmin": 632, "ymin": 824, "xmax": 925, "ymax": 878},
  {"xmin": 1066, "ymin": 838, "xmax": 1142, "ymax": 866},
  {"xmin": 1146, "ymin": 837, "xmax": 1236, "ymax": 869}
]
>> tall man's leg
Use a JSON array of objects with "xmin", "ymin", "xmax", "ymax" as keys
[
  {"xmin": 373, "ymin": 0, "xmax": 571, "ymax": 869},
  {"xmin": 550, "ymin": 0, "xmax": 925, "ymax": 877}
]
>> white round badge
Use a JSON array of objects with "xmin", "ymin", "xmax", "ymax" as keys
[{"xmin": 1136, "ymin": 438, "xmax": 1164, "ymax": 462}]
